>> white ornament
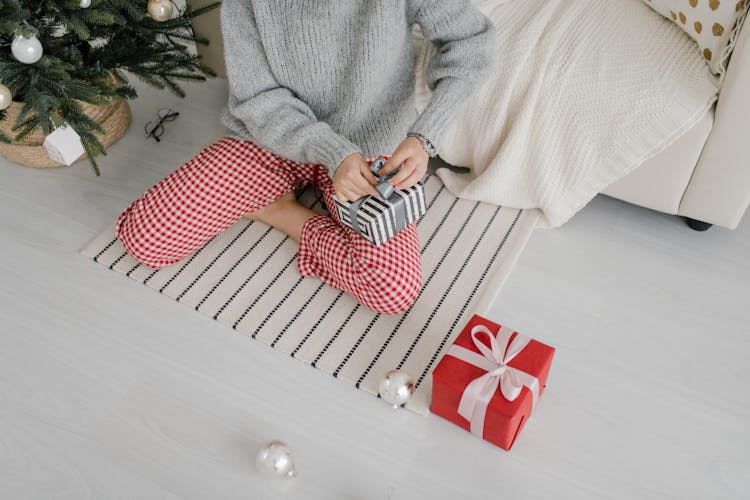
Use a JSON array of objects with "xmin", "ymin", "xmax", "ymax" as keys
[
  {"xmin": 43, "ymin": 123, "xmax": 86, "ymax": 166},
  {"xmin": 378, "ymin": 369, "xmax": 414, "ymax": 408},
  {"xmin": 79, "ymin": 0, "xmax": 92, "ymax": 8},
  {"xmin": 255, "ymin": 440, "xmax": 297, "ymax": 479},
  {"xmin": 0, "ymin": 83, "xmax": 12, "ymax": 111},
  {"xmin": 147, "ymin": 0, "xmax": 174, "ymax": 22},
  {"xmin": 11, "ymin": 34, "xmax": 43, "ymax": 64}
]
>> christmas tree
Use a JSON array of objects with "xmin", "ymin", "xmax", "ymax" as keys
[{"xmin": 0, "ymin": 0, "xmax": 221, "ymax": 176}]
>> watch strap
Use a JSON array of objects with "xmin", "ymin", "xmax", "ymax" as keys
[{"xmin": 407, "ymin": 132, "xmax": 438, "ymax": 157}]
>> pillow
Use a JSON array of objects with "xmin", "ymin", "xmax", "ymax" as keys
[{"xmin": 643, "ymin": 0, "xmax": 750, "ymax": 76}]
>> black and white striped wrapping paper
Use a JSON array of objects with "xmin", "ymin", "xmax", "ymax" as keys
[{"xmin": 333, "ymin": 182, "xmax": 427, "ymax": 246}]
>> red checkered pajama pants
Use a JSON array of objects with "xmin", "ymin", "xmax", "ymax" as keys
[{"xmin": 114, "ymin": 136, "xmax": 423, "ymax": 315}]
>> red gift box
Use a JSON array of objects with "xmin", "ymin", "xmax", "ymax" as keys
[{"xmin": 430, "ymin": 314, "xmax": 555, "ymax": 450}]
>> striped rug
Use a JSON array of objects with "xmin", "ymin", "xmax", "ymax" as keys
[{"xmin": 80, "ymin": 173, "xmax": 539, "ymax": 415}]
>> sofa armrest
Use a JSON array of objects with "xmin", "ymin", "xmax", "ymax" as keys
[{"xmin": 679, "ymin": 15, "xmax": 750, "ymax": 229}]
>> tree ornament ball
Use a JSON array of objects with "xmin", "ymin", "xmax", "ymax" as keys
[
  {"xmin": 378, "ymin": 369, "xmax": 414, "ymax": 407},
  {"xmin": 255, "ymin": 440, "xmax": 297, "ymax": 479},
  {"xmin": 79, "ymin": 0, "xmax": 92, "ymax": 8},
  {"xmin": 11, "ymin": 34, "xmax": 43, "ymax": 64},
  {"xmin": 0, "ymin": 83, "xmax": 12, "ymax": 111},
  {"xmin": 148, "ymin": 0, "xmax": 174, "ymax": 22}
]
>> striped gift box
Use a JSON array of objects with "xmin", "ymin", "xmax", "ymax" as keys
[{"xmin": 333, "ymin": 181, "xmax": 427, "ymax": 246}]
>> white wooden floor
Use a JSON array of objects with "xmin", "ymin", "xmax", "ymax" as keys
[{"xmin": 1, "ymin": 76, "xmax": 748, "ymax": 500}]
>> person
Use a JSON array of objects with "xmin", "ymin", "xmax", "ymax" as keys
[{"xmin": 114, "ymin": 0, "xmax": 497, "ymax": 315}]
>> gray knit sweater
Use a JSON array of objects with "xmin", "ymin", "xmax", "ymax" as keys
[{"xmin": 218, "ymin": 0, "xmax": 497, "ymax": 178}]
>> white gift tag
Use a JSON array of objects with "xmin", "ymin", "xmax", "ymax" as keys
[{"xmin": 43, "ymin": 123, "xmax": 85, "ymax": 165}]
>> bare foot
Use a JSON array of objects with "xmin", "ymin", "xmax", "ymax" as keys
[
  {"xmin": 242, "ymin": 189, "xmax": 318, "ymax": 243},
  {"xmin": 243, "ymin": 190, "xmax": 297, "ymax": 222}
]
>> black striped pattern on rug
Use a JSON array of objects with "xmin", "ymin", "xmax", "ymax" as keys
[{"xmin": 80, "ymin": 175, "xmax": 539, "ymax": 415}]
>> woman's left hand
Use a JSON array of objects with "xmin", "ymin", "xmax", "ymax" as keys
[{"xmin": 378, "ymin": 136, "xmax": 429, "ymax": 190}]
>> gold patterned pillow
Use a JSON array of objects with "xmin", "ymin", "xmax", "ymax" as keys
[{"xmin": 643, "ymin": 0, "xmax": 750, "ymax": 76}]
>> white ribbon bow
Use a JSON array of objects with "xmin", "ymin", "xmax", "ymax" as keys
[{"xmin": 446, "ymin": 324, "xmax": 541, "ymax": 437}]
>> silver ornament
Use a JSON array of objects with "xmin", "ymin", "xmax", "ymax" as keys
[
  {"xmin": 0, "ymin": 83, "xmax": 12, "ymax": 111},
  {"xmin": 148, "ymin": 0, "xmax": 174, "ymax": 22},
  {"xmin": 11, "ymin": 34, "xmax": 43, "ymax": 64},
  {"xmin": 79, "ymin": 0, "xmax": 92, "ymax": 8},
  {"xmin": 378, "ymin": 369, "xmax": 414, "ymax": 407},
  {"xmin": 255, "ymin": 439, "xmax": 297, "ymax": 479}
]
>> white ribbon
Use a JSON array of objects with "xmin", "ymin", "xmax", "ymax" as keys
[{"xmin": 445, "ymin": 324, "xmax": 541, "ymax": 438}]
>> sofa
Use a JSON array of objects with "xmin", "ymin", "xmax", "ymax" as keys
[
  {"xmin": 602, "ymin": 9, "xmax": 749, "ymax": 231},
  {"xmin": 187, "ymin": 1, "xmax": 749, "ymax": 231}
]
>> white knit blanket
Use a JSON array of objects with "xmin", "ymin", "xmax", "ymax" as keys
[{"xmin": 413, "ymin": 0, "xmax": 720, "ymax": 227}]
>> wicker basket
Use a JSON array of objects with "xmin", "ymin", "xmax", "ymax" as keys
[{"xmin": 0, "ymin": 93, "xmax": 132, "ymax": 169}]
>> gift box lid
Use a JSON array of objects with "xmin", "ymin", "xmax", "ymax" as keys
[
  {"xmin": 333, "ymin": 181, "xmax": 426, "ymax": 245},
  {"xmin": 432, "ymin": 314, "xmax": 555, "ymax": 418}
]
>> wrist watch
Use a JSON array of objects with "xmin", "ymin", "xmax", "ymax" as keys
[{"xmin": 407, "ymin": 131, "xmax": 438, "ymax": 157}]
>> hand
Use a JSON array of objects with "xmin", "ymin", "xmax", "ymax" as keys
[
  {"xmin": 333, "ymin": 152, "xmax": 381, "ymax": 202},
  {"xmin": 378, "ymin": 136, "xmax": 429, "ymax": 190}
]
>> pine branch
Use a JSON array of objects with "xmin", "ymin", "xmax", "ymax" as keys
[
  {"xmin": 11, "ymin": 114, "xmax": 40, "ymax": 142},
  {"xmin": 0, "ymin": 0, "xmax": 222, "ymax": 176},
  {"xmin": 79, "ymin": 129, "xmax": 104, "ymax": 176},
  {"xmin": 185, "ymin": 2, "xmax": 221, "ymax": 20},
  {"xmin": 0, "ymin": 108, "xmax": 10, "ymax": 144}
]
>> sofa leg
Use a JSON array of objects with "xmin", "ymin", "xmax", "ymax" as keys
[{"xmin": 685, "ymin": 217, "xmax": 713, "ymax": 231}]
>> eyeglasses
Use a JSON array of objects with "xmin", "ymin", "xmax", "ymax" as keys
[{"xmin": 145, "ymin": 107, "xmax": 180, "ymax": 142}]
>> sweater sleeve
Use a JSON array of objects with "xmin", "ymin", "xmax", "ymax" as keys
[
  {"xmin": 407, "ymin": 0, "xmax": 498, "ymax": 154},
  {"xmin": 219, "ymin": 0, "xmax": 363, "ymax": 177}
]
